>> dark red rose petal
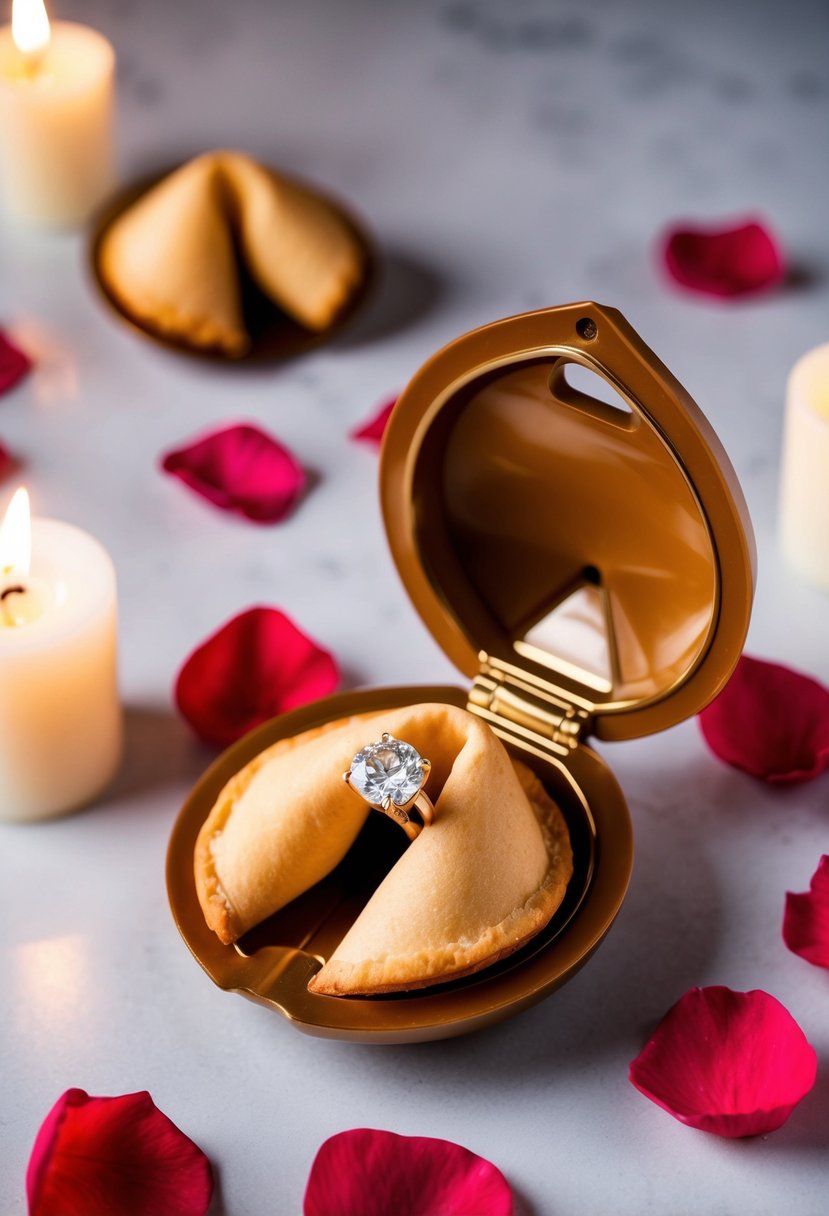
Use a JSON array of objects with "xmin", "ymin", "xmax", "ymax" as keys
[
  {"xmin": 629, "ymin": 986, "xmax": 817, "ymax": 1138},
  {"xmin": 349, "ymin": 398, "xmax": 397, "ymax": 447},
  {"xmin": 161, "ymin": 423, "xmax": 305, "ymax": 524},
  {"xmin": 0, "ymin": 442, "xmax": 10, "ymax": 478},
  {"xmin": 304, "ymin": 1128, "xmax": 513, "ymax": 1216},
  {"xmin": 662, "ymin": 218, "xmax": 784, "ymax": 298},
  {"xmin": 0, "ymin": 330, "xmax": 31, "ymax": 394},
  {"xmin": 175, "ymin": 606, "xmax": 339, "ymax": 747},
  {"xmin": 698, "ymin": 654, "xmax": 829, "ymax": 783},
  {"xmin": 784, "ymin": 855, "xmax": 829, "ymax": 969},
  {"xmin": 27, "ymin": 1089, "xmax": 213, "ymax": 1216}
]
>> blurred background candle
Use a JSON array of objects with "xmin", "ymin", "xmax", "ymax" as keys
[
  {"xmin": 0, "ymin": 0, "xmax": 115, "ymax": 227},
  {"xmin": 779, "ymin": 343, "xmax": 829, "ymax": 592},
  {"xmin": 0, "ymin": 488, "xmax": 121, "ymax": 822}
]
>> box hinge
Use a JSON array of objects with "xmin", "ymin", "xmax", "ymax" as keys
[{"xmin": 467, "ymin": 654, "xmax": 590, "ymax": 754}]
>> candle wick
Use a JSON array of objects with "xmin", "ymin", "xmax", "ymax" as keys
[{"xmin": 1, "ymin": 585, "xmax": 26, "ymax": 628}]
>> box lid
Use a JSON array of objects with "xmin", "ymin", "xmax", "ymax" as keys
[{"xmin": 380, "ymin": 303, "xmax": 756, "ymax": 742}]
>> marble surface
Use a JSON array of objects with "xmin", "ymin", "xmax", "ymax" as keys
[{"xmin": 2, "ymin": 1, "xmax": 829, "ymax": 1212}]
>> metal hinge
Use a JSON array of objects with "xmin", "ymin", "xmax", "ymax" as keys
[{"xmin": 467, "ymin": 653, "xmax": 590, "ymax": 754}]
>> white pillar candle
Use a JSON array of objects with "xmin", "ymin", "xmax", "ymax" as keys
[
  {"xmin": 0, "ymin": 489, "xmax": 121, "ymax": 822},
  {"xmin": 0, "ymin": 0, "xmax": 115, "ymax": 228},
  {"xmin": 779, "ymin": 342, "xmax": 829, "ymax": 591}
]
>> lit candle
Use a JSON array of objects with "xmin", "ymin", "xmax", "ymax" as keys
[
  {"xmin": 0, "ymin": 488, "xmax": 121, "ymax": 822},
  {"xmin": 779, "ymin": 343, "xmax": 829, "ymax": 591},
  {"xmin": 0, "ymin": 0, "xmax": 115, "ymax": 227}
]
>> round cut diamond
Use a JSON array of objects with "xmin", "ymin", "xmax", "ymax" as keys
[{"xmin": 349, "ymin": 735, "xmax": 425, "ymax": 807}]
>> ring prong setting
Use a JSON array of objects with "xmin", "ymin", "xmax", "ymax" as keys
[{"xmin": 345, "ymin": 732, "xmax": 434, "ymax": 839}]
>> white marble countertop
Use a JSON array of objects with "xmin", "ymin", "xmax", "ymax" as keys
[{"xmin": 2, "ymin": 1, "xmax": 828, "ymax": 1212}]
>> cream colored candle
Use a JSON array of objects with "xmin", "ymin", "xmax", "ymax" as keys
[
  {"xmin": 779, "ymin": 342, "xmax": 829, "ymax": 591},
  {"xmin": 0, "ymin": 489, "xmax": 121, "ymax": 822},
  {"xmin": 0, "ymin": 0, "xmax": 115, "ymax": 227}
]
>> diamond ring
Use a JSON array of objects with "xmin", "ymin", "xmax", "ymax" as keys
[{"xmin": 344, "ymin": 732, "xmax": 434, "ymax": 841}]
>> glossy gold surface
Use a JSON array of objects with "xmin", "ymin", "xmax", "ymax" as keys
[
  {"xmin": 88, "ymin": 167, "xmax": 375, "ymax": 364},
  {"xmin": 381, "ymin": 303, "xmax": 756, "ymax": 741},
  {"xmin": 167, "ymin": 686, "xmax": 633, "ymax": 1043}
]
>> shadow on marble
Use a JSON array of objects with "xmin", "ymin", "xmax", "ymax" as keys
[
  {"xmin": 335, "ymin": 666, "xmax": 369, "ymax": 695},
  {"xmin": 206, "ymin": 1164, "xmax": 227, "ymax": 1216},
  {"xmin": 300, "ymin": 466, "xmax": 322, "ymax": 502},
  {"xmin": 784, "ymin": 261, "xmax": 824, "ymax": 294},
  {"xmin": 512, "ymin": 1185, "xmax": 538, "ymax": 1216},
  {"xmin": 106, "ymin": 706, "xmax": 214, "ymax": 806},
  {"xmin": 333, "ymin": 249, "xmax": 446, "ymax": 348},
  {"xmin": 778, "ymin": 1057, "xmax": 829, "ymax": 1153},
  {"xmin": 694, "ymin": 755, "xmax": 821, "ymax": 837}
]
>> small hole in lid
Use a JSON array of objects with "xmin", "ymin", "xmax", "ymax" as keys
[
  {"xmin": 576, "ymin": 316, "xmax": 597, "ymax": 340},
  {"xmin": 558, "ymin": 362, "xmax": 634, "ymax": 417}
]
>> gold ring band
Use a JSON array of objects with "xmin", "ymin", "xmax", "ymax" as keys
[{"xmin": 378, "ymin": 789, "xmax": 435, "ymax": 841}]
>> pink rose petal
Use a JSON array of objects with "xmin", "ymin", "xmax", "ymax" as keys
[
  {"xmin": 784, "ymin": 855, "xmax": 829, "ymax": 969},
  {"xmin": 698, "ymin": 654, "xmax": 829, "ymax": 783},
  {"xmin": 175, "ymin": 605, "xmax": 339, "ymax": 747},
  {"xmin": 662, "ymin": 218, "xmax": 784, "ymax": 298},
  {"xmin": 349, "ymin": 398, "xmax": 397, "ymax": 447},
  {"xmin": 27, "ymin": 1088, "xmax": 213, "ymax": 1216},
  {"xmin": 629, "ymin": 986, "xmax": 817, "ymax": 1138},
  {"xmin": 304, "ymin": 1128, "xmax": 513, "ymax": 1216},
  {"xmin": 161, "ymin": 423, "xmax": 305, "ymax": 524},
  {"xmin": 0, "ymin": 330, "xmax": 31, "ymax": 394}
]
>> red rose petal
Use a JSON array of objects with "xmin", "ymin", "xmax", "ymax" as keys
[
  {"xmin": 629, "ymin": 986, "xmax": 817, "ymax": 1138},
  {"xmin": 784, "ymin": 855, "xmax": 829, "ymax": 969},
  {"xmin": 27, "ymin": 1088, "xmax": 213, "ymax": 1216},
  {"xmin": 304, "ymin": 1128, "xmax": 513, "ymax": 1216},
  {"xmin": 698, "ymin": 654, "xmax": 829, "ymax": 783},
  {"xmin": 161, "ymin": 423, "xmax": 305, "ymax": 524},
  {"xmin": 662, "ymin": 218, "xmax": 784, "ymax": 298},
  {"xmin": 0, "ymin": 442, "xmax": 10, "ymax": 478},
  {"xmin": 175, "ymin": 605, "xmax": 339, "ymax": 747},
  {"xmin": 349, "ymin": 398, "xmax": 396, "ymax": 447},
  {"xmin": 0, "ymin": 330, "xmax": 31, "ymax": 394}
]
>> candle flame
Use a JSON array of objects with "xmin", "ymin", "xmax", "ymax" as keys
[
  {"xmin": 11, "ymin": 0, "xmax": 51, "ymax": 59},
  {"xmin": 0, "ymin": 487, "xmax": 32, "ymax": 579}
]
